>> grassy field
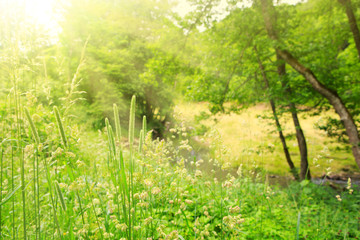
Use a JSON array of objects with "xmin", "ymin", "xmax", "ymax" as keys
[
  {"xmin": 175, "ymin": 101, "xmax": 358, "ymax": 177},
  {"xmin": 0, "ymin": 96, "xmax": 359, "ymax": 239}
]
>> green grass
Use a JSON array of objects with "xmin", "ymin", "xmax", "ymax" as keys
[
  {"xmin": 1, "ymin": 96, "xmax": 359, "ymax": 239},
  {"xmin": 175, "ymin": 101, "xmax": 358, "ymax": 177}
]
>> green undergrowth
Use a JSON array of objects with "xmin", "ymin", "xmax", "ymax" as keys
[{"xmin": 0, "ymin": 96, "xmax": 359, "ymax": 240}]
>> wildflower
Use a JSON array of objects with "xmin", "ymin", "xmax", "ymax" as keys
[
  {"xmin": 93, "ymin": 198, "xmax": 100, "ymax": 205},
  {"xmin": 195, "ymin": 170, "xmax": 202, "ymax": 178},
  {"xmin": 201, "ymin": 230, "xmax": 210, "ymax": 237},
  {"xmin": 185, "ymin": 199, "xmax": 193, "ymax": 204},
  {"xmin": 229, "ymin": 206, "xmax": 240, "ymax": 214},
  {"xmin": 37, "ymin": 143, "xmax": 43, "ymax": 152},
  {"xmin": 169, "ymin": 200, "xmax": 174, "ymax": 204},
  {"xmin": 347, "ymin": 178, "xmax": 352, "ymax": 189},
  {"xmin": 222, "ymin": 180, "xmax": 233, "ymax": 188},
  {"xmin": 144, "ymin": 179, "xmax": 153, "ymax": 187},
  {"xmin": 76, "ymin": 160, "xmax": 86, "ymax": 168},
  {"xmin": 65, "ymin": 152, "xmax": 76, "ymax": 158},
  {"xmin": 52, "ymin": 147, "xmax": 63, "ymax": 157},
  {"xmin": 237, "ymin": 218, "xmax": 245, "ymax": 224},
  {"xmin": 180, "ymin": 203, "xmax": 186, "ymax": 210},
  {"xmin": 166, "ymin": 230, "xmax": 179, "ymax": 239},
  {"xmin": 69, "ymin": 182, "xmax": 80, "ymax": 192},
  {"xmin": 137, "ymin": 202, "xmax": 149, "ymax": 208},
  {"xmin": 223, "ymin": 216, "xmax": 230, "ymax": 223},
  {"xmin": 24, "ymin": 144, "xmax": 34, "ymax": 157},
  {"xmin": 144, "ymin": 217, "xmax": 153, "ymax": 225},
  {"xmin": 95, "ymin": 207, "xmax": 102, "ymax": 215},
  {"xmin": 116, "ymin": 223, "xmax": 128, "ymax": 231},
  {"xmin": 151, "ymin": 187, "xmax": 161, "ymax": 195},
  {"xmin": 336, "ymin": 195, "xmax": 342, "ymax": 201},
  {"xmin": 140, "ymin": 191, "xmax": 148, "ymax": 200}
]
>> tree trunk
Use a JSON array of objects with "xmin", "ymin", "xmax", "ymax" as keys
[
  {"xmin": 277, "ymin": 56, "xmax": 310, "ymax": 180},
  {"xmin": 254, "ymin": 46, "xmax": 300, "ymax": 180},
  {"xmin": 338, "ymin": 0, "xmax": 360, "ymax": 58},
  {"xmin": 260, "ymin": 0, "xmax": 360, "ymax": 169}
]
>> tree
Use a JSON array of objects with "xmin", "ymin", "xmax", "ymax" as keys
[
  {"xmin": 59, "ymin": 0, "xmax": 185, "ymax": 134},
  {"xmin": 184, "ymin": 6, "xmax": 309, "ymax": 178},
  {"xmin": 260, "ymin": 0, "xmax": 360, "ymax": 169},
  {"xmin": 254, "ymin": 46, "xmax": 299, "ymax": 180},
  {"xmin": 337, "ymin": 0, "xmax": 360, "ymax": 58}
]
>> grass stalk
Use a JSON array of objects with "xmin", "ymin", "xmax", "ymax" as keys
[
  {"xmin": 36, "ymin": 152, "xmax": 41, "ymax": 239},
  {"xmin": 54, "ymin": 180, "xmax": 67, "ymax": 212},
  {"xmin": 11, "ymin": 143, "xmax": 15, "ymax": 239},
  {"xmin": 43, "ymin": 157, "xmax": 62, "ymax": 239},
  {"xmin": 112, "ymin": 104, "xmax": 130, "ymax": 235},
  {"xmin": 128, "ymin": 95, "xmax": 136, "ymax": 239},
  {"xmin": 24, "ymin": 107, "xmax": 40, "ymax": 145},
  {"xmin": 32, "ymin": 151, "xmax": 37, "ymax": 240},
  {"xmin": 84, "ymin": 179, "xmax": 104, "ymax": 239},
  {"xmin": 24, "ymin": 107, "xmax": 42, "ymax": 239},
  {"xmin": 20, "ymin": 144, "xmax": 26, "ymax": 239},
  {"xmin": 53, "ymin": 106, "xmax": 68, "ymax": 149},
  {"xmin": 105, "ymin": 118, "xmax": 116, "ymax": 162},
  {"xmin": 113, "ymin": 104, "xmax": 122, "ymax": 147},
  {"xmin": 142, "ymin": 116, "xmax": 147, "ymax": 140}
]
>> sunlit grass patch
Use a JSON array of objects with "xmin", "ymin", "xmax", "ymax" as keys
[{"xmin": 175, "ymin": 101, "xmax": 356, "ymax": 177}]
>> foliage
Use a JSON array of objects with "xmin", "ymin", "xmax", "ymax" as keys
[{"xmin": 58, "ymin": 0, "xmax": 190, "ymax": 134}]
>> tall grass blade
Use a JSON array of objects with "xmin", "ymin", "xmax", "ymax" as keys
[
  {"xmin": 128, "ymin": 95, "xmax": 136, "ymax": 154},
  {"xmin": 142, "ymin": 116, "xmax": 147, "ymax": 140},
  {"xmin": 53, "ymin": 106, "xmax": 68, "ymax": 149},
  {"xmin": 105, "ymin": 118, "xmax": 116, "ymax": 160},
  {"xmin": 0, "ymin": 184, "xmax": 22, "ymax": 207},
  {"xmin": 24, "ymin": 107, "xmax": 40, "ymax": 145},
  {"xmin": 128, "ymin": 95, "xmax": 136, "ymax": 239},
  {"xmin": 113, "ymin": 104, "xmax": 122, "ymax": 146},
  {"xmin": 54, "ymin": 181, "xmax": 67, "ymax": 212}
]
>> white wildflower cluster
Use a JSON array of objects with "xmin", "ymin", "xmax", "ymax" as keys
[
  {"xmin": 69, "ymin": 177, "xmax": 86, "ymax": 192},
  {"xmin": 223, "ymin": 214, "xmax": 245, "ymax": 229},
  {"xmin": 336, "ymin": 194, "xmax": 342, "ymax": 201},
  {"xmin": 346, "ymin": 178, "xmax": 353, "ymax": 194}
]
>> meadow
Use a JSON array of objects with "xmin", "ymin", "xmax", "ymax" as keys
[
  {"xmin": 0, "ymin": 94, "xmax": 359, "ymax": 239},
  {"xmin": 175, "ymin": 102, "xmax": 358, "ymax": 177}
]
